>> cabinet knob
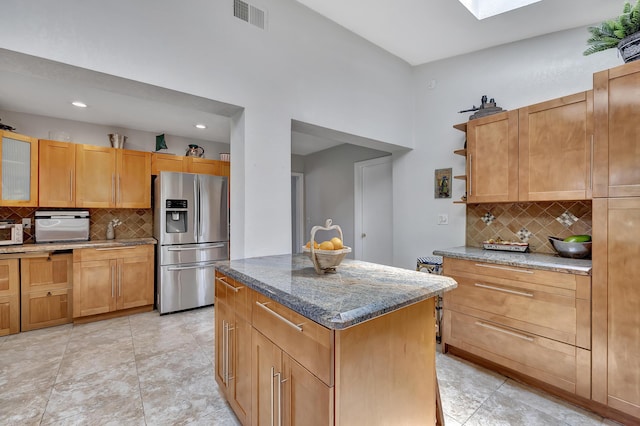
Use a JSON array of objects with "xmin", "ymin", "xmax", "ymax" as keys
[{"xmin": 47, "ymin": 291, "xmax": 52, "ymax": 296}]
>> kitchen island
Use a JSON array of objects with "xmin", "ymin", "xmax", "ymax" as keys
[{"xmin": 214, "ymin": 253, "xmax": 457, "ymax": 426}]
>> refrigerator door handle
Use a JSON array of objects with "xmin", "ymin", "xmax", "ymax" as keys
[
  {"xmin": 167, "ymin": 243, "xmax": 226, "ymax": 251},
  {"xmin": 167, "ymin": 263, "xmax": 218, "ymax": 271},
  {"xmin": 194, "ymin": 177, "xmax": 200, "ymax": 242}
]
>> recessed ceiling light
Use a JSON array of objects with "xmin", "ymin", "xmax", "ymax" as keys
[
  {"xmin": 458, "ymin": 0, "xmax": 541, "ymax": 19},
  {"xmin": 195, "ymin": 124, "xmax": 207, "ymax": 129},
  {"xmin": 71, "ymin": 101, "xmax": 88, "ymax": 108}
]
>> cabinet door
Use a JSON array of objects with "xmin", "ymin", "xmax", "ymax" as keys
[
  {"xmin": 21, "ymin": 288, "xmax": 72, "ymax": 331},
  {"xmin": 0, "ymin": 131, "xmax": 38, "ymax": 206},
  {"xmin": 466, "ymin": 110, "xmax": 519, "ymax": 203},
  {"xmin": 186, "ymin": 157, "xmax": 223, "ymax": 175},
  {"xmin": 282, "ymin": 354, "xmax": 333, "ymax": 426},
  {"xmin": 252, "ymin": 328, "xmax": 283, "ymax": 426},
  {"xmin": 76, "ymin": 144, "xmax": 117, "ymax": 208},
  {"xmin": 38, "ymin": 139, "xmax": 76, "ymax": 207},
  {"xmin": 215, "ymin": 298, "xmax": 231, "ymax": 391},
  {"xmin": 519, "ymin": 92, "xmax": 592, "ymax": 201},
  {"xmin": 593, "ymin": 61, "xmax": 640, "ymax": 197},
  {"xmin": 117, "ymin": 149, "xmax": 151, "ymax": 208},
  {"xmin": 151, "ymin": 153, "xmax": 185, "ymax": 174},
  {"xmin": 116, "ymin": 251, "xmax": 153, "ymax": 310},
  {"xmin": 592, "ymin": 197, "xmax": 640, "ymax": 418},
  {"xmin": 0, "ymin": 259, "xmax": 19, "ymax": 335},
  {"xmin": 72, "ymin": 258, "xmax": 116, "ymax": 317},
  {"xmin": 21, "ymin": 254, "xmax": 73, "ymax": 293},
  {"xmin": 230, "ymin": 316, "xmax": 252, "ymax": 425}
]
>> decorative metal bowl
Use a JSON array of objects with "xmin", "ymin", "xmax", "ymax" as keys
[{"xmin": 548, "ymin": 237, "xmax": 592, "ymax": 259}]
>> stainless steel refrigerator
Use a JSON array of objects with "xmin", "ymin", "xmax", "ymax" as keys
[{"xmin": 154, "ymin": 171, "xmax": 229, "ymax": 314}]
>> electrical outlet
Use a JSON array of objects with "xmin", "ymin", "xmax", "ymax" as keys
[
  {"xmin": 437, "ymin": 214, "xmax": 449, "ymax": 225},
  {"xmin": 22, "ymin": 218, "xmax": 31, "ymax": 229}
]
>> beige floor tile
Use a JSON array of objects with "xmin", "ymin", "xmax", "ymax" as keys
[
  {"xmin": 436, "ymin": 352, "xmax": 506, "ymax": 424},
  {"xmin": 41, "ymin": 361, "xmax": 144, "ymax": 425},
  {"xmin": 464, "ymin": 389, "xmax": 564, "ymax": 426}
]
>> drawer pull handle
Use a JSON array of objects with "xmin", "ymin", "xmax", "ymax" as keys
[
  {"xmin": 216, "ymin": 277, "xmax": 241, "ymax": 293},
  {"xmin": 474, "ymin": 283, "xmax": 533, "ymax": 298},
  {"xmin": 96, "ymin": 247, "xmax": 135, "ymax": 251},
  {"xmin": 256, "ymin": 301, "xmax": 303, "ymax": 332},
  {"xmin": 475, "ymin": 321, "xmax": 534, "ymax": 342},
  {"xmin": 474, "ymin": 263, "xmax": 533, "ymax": 274}
]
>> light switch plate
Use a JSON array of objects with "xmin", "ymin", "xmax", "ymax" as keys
[
  {"xmin": 22, "ymin": 218, "xmax": 31, "ymax": 229},
  {"xmin": 437, "ymin": 214, "xmax": 449, "ymax": 225}
]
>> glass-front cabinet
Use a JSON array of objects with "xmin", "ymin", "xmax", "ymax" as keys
[{"xmin": 0, "ymin": 131, "xmax": 38, "ymax": 206}]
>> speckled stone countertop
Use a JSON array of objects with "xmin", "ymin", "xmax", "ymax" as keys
[
  {"xmin": 215, "ymin": 253, "xmax": 457, "ymax": 330},
  {"xmin": 433, "ymin": 246, "xmax": 592, "ymax": 275},
  {"xmin": 0, "ymin": 238, "xmax": 156, "ymax": 254}
]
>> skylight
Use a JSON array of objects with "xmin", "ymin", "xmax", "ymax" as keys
[{"xmin": 458, "ymin": 0, "xmax": 542, "ymax": 19}]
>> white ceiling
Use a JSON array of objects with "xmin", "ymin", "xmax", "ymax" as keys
[
  {"xmin": 0, "ymin": 1, "xmax": 622, "ymax": 155},
  {"xmin": 295, "ymin": 0, "xmax": 621, "ymax": 66}
]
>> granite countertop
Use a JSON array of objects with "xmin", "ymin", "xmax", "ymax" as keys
[
  {"xmin": 214, "ymin": 253, "xmax": 457, "ymax": 330},
  {"xmin": 0, "ymin": 237, "xmax": 157, "ymax": 254},
  {"xmin": 433, "ymin": 246, "xmax": 592, "ymax": 275}
]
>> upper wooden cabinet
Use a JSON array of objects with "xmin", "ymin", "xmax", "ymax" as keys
[
  {"xmin": 466, "ymin": 110, "xmax": 519, "ymax": 203},
  {"xmin": 518, "ymin": 91, "xmax": 593, "ymax": 201},
  {"xmin": 39, "ymin": 139, "xmax": 76, "ymax": 207},
  {"xmin": 0, "ymin": 131, "xmax": 38, "ymax": 207},
  {"xmin": 459, "ymin": 92, "xmax": 594, "ymax": 203},
  {"xmin": 593, "ymin": 60, "xmax": 640, "ymax": 198},
  {"xmin": 76, "ymin": 144, "xmax": 151, "ymax": 208},
  {"xmin": 151, "ymin": 152, "xmax": 230, "ymax": 177},
  {"xmin": 151, "ymin": 152, "xmax": 185, "ymax": 174}
]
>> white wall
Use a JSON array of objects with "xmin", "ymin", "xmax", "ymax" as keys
[
  {"xmin": 0, "ymin": 109, "xmax": 230, "ymax": 156},
  {"xmin": 0, "ymin": 0, "xmax": 414, "ymax": 259},
  {"xmin": 392, "ymin": 27, "xmax": 621, "ymax": 269}
]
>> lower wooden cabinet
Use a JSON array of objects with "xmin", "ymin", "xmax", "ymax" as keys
[
  {"xmin": 21, "ymin": 253, "xmax": 73, "ymax": 331},
  {"xmin": 592, "ymin": 197, "xmax": 640, "ymax": 419},
  {"xmin": 216, "ymin": 269, "xmax": 437, "ymax": 425},
  {"xmin": 72, "ymin": 245, "xmax": 154, "ymax": 319},
  {"xmin": 215, "ymin": 272, "xmax": 252, "ymax": 425},
  {"xmin": 252, "ymin": 328, "xmax": 333, "ymax": 426},
  {"xmin": 442, "ymin": 258, "xmax": 592, "ymax": 398},
  {"xmin": 0, "ymin": 258, "xmax": 19, "ymax": 336}
]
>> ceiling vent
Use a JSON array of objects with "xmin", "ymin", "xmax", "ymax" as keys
[{"xmin": 234, "ymin": 0, "xmax": 267, "ymax": 30}]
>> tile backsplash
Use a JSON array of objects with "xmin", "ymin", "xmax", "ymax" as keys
[
  {"xmin": 466, "ymin": 201, "xmax": 592, "ymax": 254},
  {"xmin": 0, "ymin": 207, "xmax": 153, "ymax": 243}
]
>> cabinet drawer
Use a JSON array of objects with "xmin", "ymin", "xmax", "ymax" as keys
[
  {"xmin": 443, "ymin": 258, "xmax": 591, "ymax": 348},
  {"xmin": 445, "ymin": 275, "xmax": 579, "ymax": 345},
  {"xmin": 21, "ymin": 253, "xmax": 73, "ymax": 293},
  {"xmin": 252, "ymin": 292, "xmax": 334, "ymax": 386},
  {"xmin": 444, "ymin": 310, "xmax": 590, "ymax": 398},
  {"xmin": 444, "ymin": 258, "xmax": 579, "ymax": 290},
  {"xmin": 73, "ymin": 245, "xmax": 152, "ymax": 262},
  {"xmin": 214, "ymin": 272, "xmax": 251, "ymax": 321},
  {"xmin": 21, "ymin": 288, "xmax": 72, "ymax": 331}
]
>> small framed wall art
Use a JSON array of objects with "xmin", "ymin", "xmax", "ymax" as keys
[{"xmin": 435, "ymin": 168, "xmax": 452, "ymax": 199}]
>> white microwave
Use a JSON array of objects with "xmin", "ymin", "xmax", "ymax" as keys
[{"xmin": 0, "ymin": 222, "xmax": 23, "ymax": 245}]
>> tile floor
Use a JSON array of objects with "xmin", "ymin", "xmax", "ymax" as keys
[{"xmin": 0, "ymin": 307, "xmax": 620, "ymax": 425}]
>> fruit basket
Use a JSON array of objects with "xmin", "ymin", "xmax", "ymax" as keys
[{"xmin": 302, "ymin": 219, "xmax": 352, "ymax": 274}]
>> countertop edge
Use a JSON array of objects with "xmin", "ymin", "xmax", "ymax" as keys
[
  {"xmin": 0, "ymin": 238, "xmax": 157, "ymax": 254},
  {"xmin": 215, "ymin": 258, "xmax": 456, "ymax": 330},
  {"xmin": 433, "ymin": 246, "xmax": 592, "ymax": 275}
]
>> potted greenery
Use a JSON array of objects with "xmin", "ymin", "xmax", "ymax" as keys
[{"xmin": 584, "ymin": 0, "xmax": 640, "ymax": 63}]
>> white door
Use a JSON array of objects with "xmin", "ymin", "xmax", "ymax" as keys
[{"xmin": 354, "ymin": 156, "xmax": 392, "ymax": 265}]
